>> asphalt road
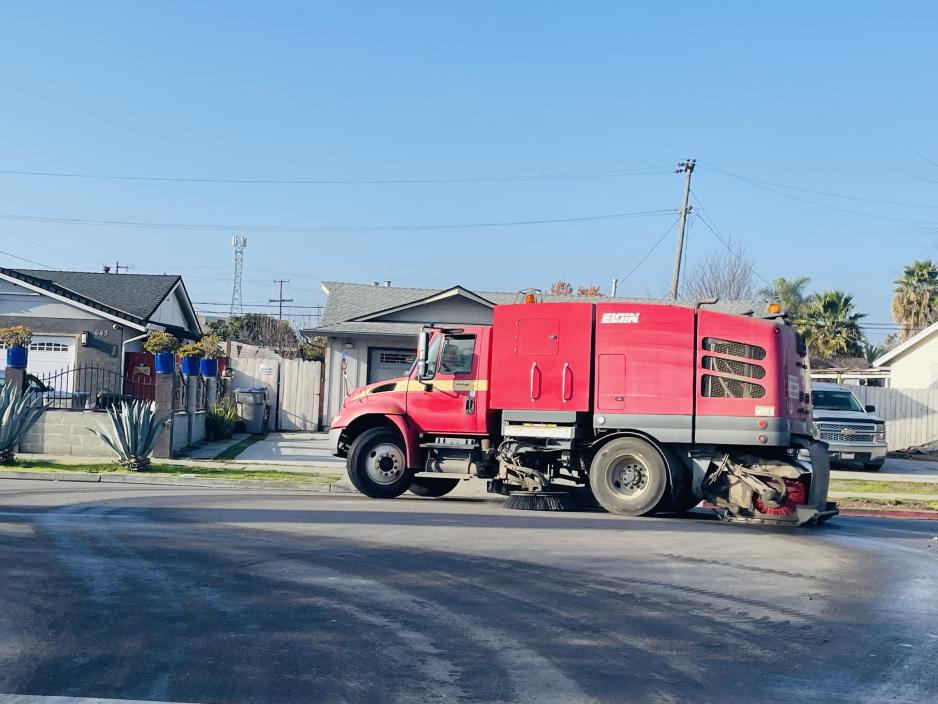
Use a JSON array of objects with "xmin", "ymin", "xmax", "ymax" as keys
[{"xmin": 1, "ymin": 480, "xmax": 937, "ymax": 704}]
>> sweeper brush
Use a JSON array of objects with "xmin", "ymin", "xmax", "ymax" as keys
[{"xmin": 504, "ymin": 491, "xmax": 578, "ymax": 512}]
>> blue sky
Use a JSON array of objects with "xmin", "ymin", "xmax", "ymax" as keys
[{"xmin": 2, "ymin": 2, "xmax": 937, "ymax": 341}]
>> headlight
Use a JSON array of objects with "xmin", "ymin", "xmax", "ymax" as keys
[{"xmin": 874, "ymin": 428, "xmax": 886, "ymax": 440}]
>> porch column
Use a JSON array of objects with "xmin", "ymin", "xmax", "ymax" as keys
[{"xmin": 153, "ymin": 372, "xmax": 176, "ymax": 459}]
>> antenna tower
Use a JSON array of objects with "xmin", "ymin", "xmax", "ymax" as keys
[{"xmin": 230, "ymin": 236, "xmax": 248, "ymax": 315}]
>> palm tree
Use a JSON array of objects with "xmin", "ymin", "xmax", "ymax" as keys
[
  {"xmin": 798, "ymin": 290, "xmax": 867, "ymax": 360},
  {"xmin": 892, "ymin": 260, "xmax": 938, "ymax": 340},
  {"xmin": 758, "ymin": 276, "xmax": 812, "ymax": 319}
]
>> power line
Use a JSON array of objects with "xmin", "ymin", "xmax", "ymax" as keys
[
  {"xmin": 0, "ymin": 248, "xmax": 58, "ymax": 269},
  {"xmin": 0, "ymin": 165, "xmax": 673, "ymax": 185},
  {"xmin": 688, "ymin": 190, "xmax": 772, "ymax": 288},
  {"xmin": 698, "ymin": 162, "xmax": 938, "ymax": 226},
  {"xmin": 0, "ymin": 208, "xmax": 678, "ymax": 233},
  {"xmin": 618, "ymin": 217, "xmax": 681, "ymax": 285},
  {"xmin": 700, "ymin": 161, "xmax": 938, "ymax": 210}
]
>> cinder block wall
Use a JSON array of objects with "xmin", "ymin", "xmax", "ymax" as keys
[
  {"xmin": 21, "ymin": 411, "xmax": 114, "ymax": 456},
  {"xmin": 22, "ymin": 408, "xmax": 207, "ymax": 458}
]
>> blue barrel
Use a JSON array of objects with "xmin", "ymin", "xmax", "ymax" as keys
[
  {"xmin": 199, "ymin": 358, "xmax": 218, "ymax": 377},
  {"xmin": 181, "ymin": 356, "xmax": 201, "ymax": 376},
  {"xmin": 6, "ymin": 345, "xmax": 28, "ymax": 369},
  {"xmin": 154, "ymin": 352, "xmax": 176, "ymax": 375}
]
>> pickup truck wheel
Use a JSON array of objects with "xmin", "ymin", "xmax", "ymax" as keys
[
  {"xmin": 348, "ymin": 428, "xmax": 413, "ymax": 499},
  {"xmin": 590, "ymin": 437, "xmax": 668, "ymax": 516},
  {"xmin": 409, "ymin": 477, "xmax": 460, "ymax": 497}
]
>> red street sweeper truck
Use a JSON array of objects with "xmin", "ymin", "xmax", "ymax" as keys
[{"xmin": 328, "ymin": 295, "xmax": 836, "ymax": 525}]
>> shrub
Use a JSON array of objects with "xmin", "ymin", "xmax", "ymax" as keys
[
  {"xmin": 199, "ymin": 335, "xmax": 223, "ymax": 359},
  {"xmin": 0, "ymin": 325, "xmax": 33, "ymax": 348},
  {"xmin": 0, "ymin": 384, "xmax": 47, "ymax": 465},
  {"xmin": 86, "ymin": 400, "xmax": 171, "ymax": 471},
  {"xmin": 178, "ymin": 342, "xmax": 204, "ymax": 358},
  {"xmin": 206, "ymin": 398, "xmax": 239, "ymax": 440},
  {"xmin": 144, "ymin": 332, "xmax": 180, "ymax": 355}
]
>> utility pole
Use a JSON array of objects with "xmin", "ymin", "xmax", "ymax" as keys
[
  {"xmin": 670, "ymin": 159, "xmax": 695, "ymax": 299},
  {"xmin": 270, "ymin": 279, "xmax": 293, "ymax": 320}
]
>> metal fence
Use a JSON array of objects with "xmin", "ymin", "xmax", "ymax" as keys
[{"xmin": 34, "ymin": 365, "xmax": 156, "ymax": 411}]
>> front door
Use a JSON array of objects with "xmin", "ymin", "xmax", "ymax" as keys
[{"xmin": 406, "ymin": 331, "xmax": 484, "ymax": 435}]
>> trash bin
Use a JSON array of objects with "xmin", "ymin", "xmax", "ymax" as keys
[{"xmin": 235, "ymin": 387, "xmax": 269, "ymax": 434}]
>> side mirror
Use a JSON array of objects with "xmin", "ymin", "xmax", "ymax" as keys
[
  {"xmin": 865, "ymin": 405, "xmax": 876, "ymax": 413},
  {"xmin": 416, "ymin": 331, "xmax": 431, "ymax": 380}
]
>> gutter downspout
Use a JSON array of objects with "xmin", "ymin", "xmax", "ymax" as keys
[{"xmin": 121, "ymin": 331, "xmax": 150, "ymax": 376}]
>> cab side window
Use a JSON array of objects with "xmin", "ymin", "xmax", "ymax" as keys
[{"xmin": 439, "ymin": 336, "xmax": 475, "ymax": 375}]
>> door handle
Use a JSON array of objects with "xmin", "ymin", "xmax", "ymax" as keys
[
  {"xmin": 530, "ymin": 362, "xmax": 539, "ymax": 402},
  {"xmin": 562, "ymin": 362, "xmax": 571, "ymax": 402},
  {"xmin": 465, "ymin": 394, "xmax": 475, "ymax": 415}
]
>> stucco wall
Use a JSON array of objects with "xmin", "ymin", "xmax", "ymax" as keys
[
  {"xmin": 323, "ymin": 334, "xmax": 417, "ymax": 425},
  {"xmin": 0, "ymin": 314, "xmax": 129, "ymax": 374},
  {"xmin": 887, "ymin": 335, "xmax": 938, "ymax": 388},
  {"xmin": 376, "ymin": 298, "xmax": 495, "ymax": 324}
]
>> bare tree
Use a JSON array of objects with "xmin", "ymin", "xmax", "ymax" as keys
[
  {"xmin": 681, "ymin": 245, "xmax": 755, "ymax": 301},
  {"xmin": 576, "ymin": 285, "xmax": 604, "ymax": 297},
  {"xmin": 549, "ymin": 280, "xmax": 573, "ymax": 295}
]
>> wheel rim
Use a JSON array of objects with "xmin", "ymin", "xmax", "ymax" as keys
[
  {"xmin": 605, "ymin": 454, "xmax": 650, "ymax": 499},
  {"xmin": 365, "ymin": 443, "xmax": 405, "ymax": 485}
]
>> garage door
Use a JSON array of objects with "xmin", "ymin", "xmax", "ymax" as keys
[
  {"xmin": 27, "ymin": 336, "xmax": 77, "ymax": 377},
  {"xmin": 367, "ymin": 347, "xmax": 416, "ymax": 384}
]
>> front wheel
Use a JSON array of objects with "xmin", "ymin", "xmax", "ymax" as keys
[
  {"xmin": 409, "ymin": 477, "xmax": 461, "ymax": 497},
  {"xmin": 347, "ymin": 428, "xmax": 413, "ymax": 499},
  {"xmin": 589, "ymin": 437, "xmax": 668, "ymax": 516}
]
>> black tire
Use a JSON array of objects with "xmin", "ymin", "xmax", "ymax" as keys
[
  {"xmin": 589, "ymin": 437, "xmax": 669, "ymax": 516},
  {"xmin": 409, "ymin": 477, "xmax": 461, "ymax": 497},
  {"xmin": 347, "ymin": 428, "xmax": 413, "ymax": 499},
  {"xmin": 863, "ymin": 461, "xmax": 884, "ymax": 472}
]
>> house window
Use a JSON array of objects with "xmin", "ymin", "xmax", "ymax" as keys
[{"xmin": 29, "ymin": 342, "xmax": 70, "ymax": 352}]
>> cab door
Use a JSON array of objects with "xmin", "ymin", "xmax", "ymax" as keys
[{"xmin": 406, "ymin": 330, "xmax": 487, "ymax": 435}]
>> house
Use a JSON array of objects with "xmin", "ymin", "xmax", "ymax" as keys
[
  {"xmin": 872, "ymin": 322, "xmax": 938, "ymax": 388},
  {"xmin": 0, "ymin": 267, "xmax": 202, "ymax": 379},
  {"xmin": 304, "ymin": 280, "xmax": 765, "ymax": 426}
]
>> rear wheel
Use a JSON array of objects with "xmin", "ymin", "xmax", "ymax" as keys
[
  {"xmin": 347, "ymin": 428, "xmax": 413, "ymax": 499},
  {"xmin": 589, "ymin": 437, "xmax": 668, "ymax": 516},
  {"xmin": 409, "ymin": 477, "xmax": 460, "ymax": 497}
]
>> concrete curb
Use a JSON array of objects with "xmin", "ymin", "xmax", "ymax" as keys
[
  {"xmin": 838, "ymin": 507, "xmax": 938, "ymax": 521},
  {"xmin": 0, "ymin": 470, "xmax": 353, "ymax": 493}
]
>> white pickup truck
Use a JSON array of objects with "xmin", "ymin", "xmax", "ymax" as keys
[{"xmin": 812, "ymin": 382, "xmax": 887, "ymax": 471}]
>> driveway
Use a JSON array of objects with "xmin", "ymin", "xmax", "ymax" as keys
[{"xmin": 235, "ymin": 432, "xmax": 345, "ymax": 471}]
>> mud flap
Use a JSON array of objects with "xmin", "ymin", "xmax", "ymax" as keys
[{"xmin": 792, "ymin": 437, "xmax": 838, "ymax": 525}]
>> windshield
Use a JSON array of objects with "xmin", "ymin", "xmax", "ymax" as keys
[{"xmin": 812, "ymin": 389, "xmax": 864, "ymax": 412}]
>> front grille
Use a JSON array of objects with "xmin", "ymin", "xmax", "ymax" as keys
[{"xmin": 817, "ymin": 422, "xmax": 880, "ymax": 444}]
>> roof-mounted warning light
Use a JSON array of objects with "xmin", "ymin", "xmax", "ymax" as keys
[{"xmin": 517, "ymin": 288, "xmax": 543, "ymax": 304}]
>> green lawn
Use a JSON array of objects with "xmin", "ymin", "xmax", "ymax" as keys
[
  {"xmin": 829, "ymin": 479, "xmax": 938, "ymax": 495},
  {"xmin": 5, "ymin": 460, "xmax": 341, "ymax": 484}
]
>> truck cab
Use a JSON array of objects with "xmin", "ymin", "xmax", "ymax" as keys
[{"xmin": 811, "ymin": 382, "xmax": 887, "ymax": 471}]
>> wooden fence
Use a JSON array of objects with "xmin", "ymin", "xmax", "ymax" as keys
[
  {"xmin": 851, "ymin": 386, "xmax": 938, "ymax": 451},
  {"xmin": 228, "ymin": 356, "xmax": 323, "ymax": 432}
]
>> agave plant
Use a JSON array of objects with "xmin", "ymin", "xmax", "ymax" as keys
[
  {"xmin": 0, "ymin": 383, "xmax": 47, "ymax": 465},
  {"xmin": 87, "ymin": 400, "xmax": 171, "ymax": 471}
]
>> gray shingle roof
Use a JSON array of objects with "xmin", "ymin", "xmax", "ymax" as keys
[
  {"xmin": 307, "ymin": 281, "xmax": 767, "ymax": 337},
  {"xmin": 3, "ymin": 268, "xmax": 181, "ymax": 323}
]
